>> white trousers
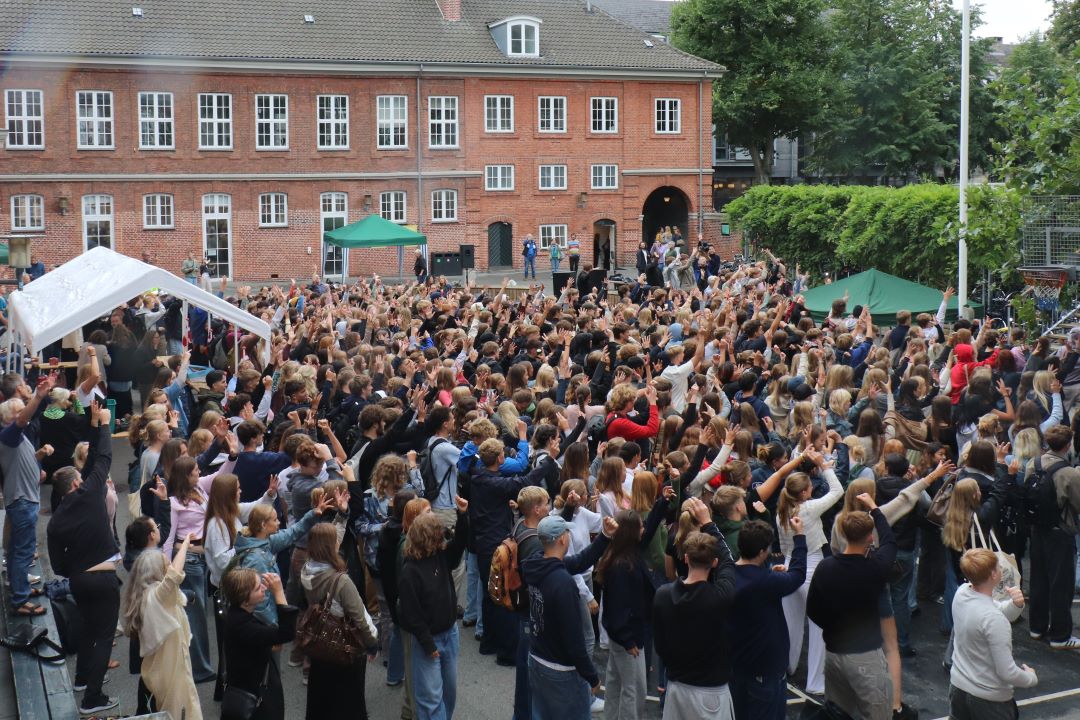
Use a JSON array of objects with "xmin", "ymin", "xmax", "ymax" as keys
[{"xmin": 782, "ymin": 547, "xmax": 825, "ymax": 694}]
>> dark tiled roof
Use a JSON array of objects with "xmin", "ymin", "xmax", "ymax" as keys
[
  {"xmin": 0, "ymin": 0, "xmax": 717, "ymax": 73},
  {"xmin": 590, "ymin": 0, "xmax": 674, "ymax": 36}
]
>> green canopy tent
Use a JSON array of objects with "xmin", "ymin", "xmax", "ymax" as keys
[
  {"xmin": 800, "ymin": 268, "xmax": 980, "ymax": 326},
  {"xmin": 323, "ymin": 214, "xmax": 428, "ymax": 281}
]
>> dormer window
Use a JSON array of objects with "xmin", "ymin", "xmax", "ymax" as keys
[{"xmin": 509, "ymin": 20, "xmax": 538, "ymax": 56}]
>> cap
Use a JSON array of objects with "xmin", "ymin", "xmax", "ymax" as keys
[
  {"xmin": 791, "ymin": 383, "xmax": 816, "ymax": 401},
  {"xmin": 537, "ymin": 516, "xmax": 572, "ymax": 544}
]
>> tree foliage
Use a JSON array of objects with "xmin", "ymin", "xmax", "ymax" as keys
[
  {"xmin": 670, "ymin": 0, "xmax": 835, "ymax": 183},
  {"xmin": 1049, "ymin": 0, "xmax": 1080, "ymax": 54},
  {"xmin": 726, "ymin": 184, "xmax": 1021, "ymax": 286}
]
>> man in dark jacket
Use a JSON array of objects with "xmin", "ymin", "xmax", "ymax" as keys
[
  {"xmin": 46, "ymin": 402, "xmax": 119, "ymax": 715},
  {"xmin": 653, "ymin": 497, "xmax": 737, "ymax": 719},
  {"xmin": 521, "ymin": 513, "xmax": 615, "ymax": 720},
  {"xmin": 876, "ymin": 453, "xmax": 926, "ymax": 657}
]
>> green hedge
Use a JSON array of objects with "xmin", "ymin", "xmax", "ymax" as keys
[{"xmin": 726, "ymin": 184, "xmax": 1021, "ymax": 287}]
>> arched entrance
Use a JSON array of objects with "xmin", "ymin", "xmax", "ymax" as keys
[
  {"xmin": 641, "ymin": 187, "xmax": 689, "ymax": 248},
  {"xmin": 593, "ymin": 219, "xmax": 616, "ymax": 271},
  {"xmin": 487, "ymin": 222, "xmax": 513, "ymax": 268}
]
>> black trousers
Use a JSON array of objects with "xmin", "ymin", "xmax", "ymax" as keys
[
  {"xmin": 569, "ymin": 255, "xmax": 579, "ymax": 272},
  {"xmin": 70, "ymin": 570, "xmax": 120, "ymax": 704},
  {"xmin": 477, "ymin": 551, "xmax": 519, "ymax": 663},
  {"xmin": 306, "ymin": 656, "xmax": 368, "ymax": 720},
  {"xmin": 1029, "ymin": 526, "xmax": 1077, "ymax": 642}
]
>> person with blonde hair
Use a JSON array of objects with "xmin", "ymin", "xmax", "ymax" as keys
[{"xmin": 949, "ymin": 548, "xmax": 1037, "ymax": 719}]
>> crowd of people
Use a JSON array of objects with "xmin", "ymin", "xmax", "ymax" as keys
[{"xmin": 3, "ymin": 240, "xmax": 1079, "ymax": 720}]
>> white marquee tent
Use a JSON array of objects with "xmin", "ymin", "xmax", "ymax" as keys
[{"xmin": 6, "ymin": 246, "xmax": 271, "ymax": 365}]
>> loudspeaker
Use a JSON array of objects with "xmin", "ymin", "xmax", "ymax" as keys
[
  {"xmin": 552, "ymin": 271, "xmax": 575, "ymax": 293},
  {"xmin": 588, "ymin": 268, "xmax": 608, "ymax": 294},
  {"xmin": 460, "ymin": 244, "xmax": 475, "ymax": 270}
]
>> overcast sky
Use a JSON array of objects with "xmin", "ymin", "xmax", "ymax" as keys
[{"xmin": 952, "ymin": 0, "xmax": 1052, "ymax": 42}]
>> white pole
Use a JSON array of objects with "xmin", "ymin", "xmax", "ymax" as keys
[{"xmin": 957, "ymin": 0, "xmax": 970, "ymax": 316}]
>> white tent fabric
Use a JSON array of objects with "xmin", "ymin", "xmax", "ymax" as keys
[{"xmin": 7, "ymin": 246, "xmax": 271, "ymax": 361}]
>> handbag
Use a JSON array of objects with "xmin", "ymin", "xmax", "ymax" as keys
[
  {"xmin": 970, "ymin": 512, "xmax": 1022, "ymax": 610},
  {"xmin": 0, "ymin": 625, "xmax": 65, "ymax": 663},
  {"xmin": 926, "ymin": 472, "xmax": 958, "ymax": 527},
  {"xmin": 295, "ymin": 573, "xmax": 366, "ymax": 666},
  {"xmin": 221, "ymin": 653, "xmax": 272, "ymax": 720}
]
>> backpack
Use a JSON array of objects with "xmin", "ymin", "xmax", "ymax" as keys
[
  {"xmin": 585, "ymin": 413, "xmax": 617, "ymax": 455},
  {"xmin": 418, "ymin": 438, "xmax": 454, "ymax": 502},
  {"xmin": 1024, "ymin": 457, "xmax": 1070, "ymax": 529},
  {"xmin": 487, "ymin": 527, "xmax": 538, "ymax": 612}
]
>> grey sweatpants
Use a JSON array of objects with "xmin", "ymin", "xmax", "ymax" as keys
[
  {"xmin": 824, "ymin": 649, "xmax": 893, "ymax": 720},
  {"xmin": 661, "ymin": 681, "xmax": 734, "ymax": 720},
  {"xmin": 605, "ymin": 644, "xmax": 646, "ymax": 720}
]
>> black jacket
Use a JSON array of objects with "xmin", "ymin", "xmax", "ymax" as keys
[
  {"xmin": 46, "ymin": 425, "xmax": 116, "ymax": 578},
  {"xmin": 397, "ymin": 510, "xmax": 469, "ymax": 655},
  {"xmin": 467, "ymin": 463, "xmax": 548, "ymax": 556},
  {"xmin": 600, "ymin": 496, "xmax": 668, "ymax": 651},
  {"xmin": 223, "ymin": 604, "xmax": 298, "ymax": 720}
]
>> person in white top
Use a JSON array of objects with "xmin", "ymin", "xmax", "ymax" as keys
[
  {"xmin": 775, "ymin": 450, "xmax": 843, "ymax": 695},
  {"xmin": 949, "ymin": 548, "xmax": 1037, "ymax": 719},
  {"xmin": 659, "ymin": 320, "xmax": 712, "ymax": 414}
]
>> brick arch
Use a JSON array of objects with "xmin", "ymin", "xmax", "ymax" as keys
[{"xmin": 479, "ymin": 214, "xmax": 515, "ymax": 228}]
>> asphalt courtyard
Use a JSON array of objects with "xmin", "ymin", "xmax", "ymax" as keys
[{"xmin": 23, "ymin": 439, "xmax": 1080, "ymax": 719}]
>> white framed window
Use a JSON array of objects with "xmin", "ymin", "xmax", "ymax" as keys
[
  {"xmin": 76, "ymin": 91, "xmax": 113, "ymax": 148},
  {"xmin": 431, "ymin": 189, "xmax": 458, "ymax": 222},
  {"xmin": 590, "ymin": 97, "xmax": 617, "ymax": 133},
  {"xmin": 485, "ymin": 165, "xmax": 514, "ymax": 191},
  {"xmin": 539, "ymin": 224, "xmax": 568, "ymax": 250},
  {"xmin": 379, "ymin": 191, "xmax": 407, "ymax": 223},
  {"xmin": 259, "ymin": 192, "xmax": 288, "ymax": 227},
  {"xmin": 591, "ymin": 164, "xmax": 618, "ymax": 189},
  {"xmin": 198, "ymin": 93, "xmax": 232, "ymax": 149},
  {"xmin": 320, "ymin": 192, "xmax": 348, "ymax": 277},
  {"xmin": 484, "ymin": 95, "xmax": 513, "ymax": 133},
  {"xmin": 82, "ymin": 194, "xmax": 114, "ymax": 249},
  {"xmin": 255, "ymin": 94, "xmax": 289, "ymax": 149},
  {"xmin": 537, "ymin": 96, "xmax": 566, "ymax": 133},
  {"xmin": 4, "ymin": 90, "xmax": 44, "ymax": 149},
  {"xmin": 138, "ymin": 92, "xmax": 174, "ymax": 149},
  {"xmin": 508, "ymin": 20, "xmax": 539, "ymax": 56},
  {"xmin": 317, "ymin": 95, "xmax": 349, "ymax": 149},
  {"xmin": 202, "ymin": 193, "xmax": 232, "ymax": 277},
  {"xmin": 142, "ymin": 194, "xmax": 174, "ymax": 229},
  {"xmin": 655, "ymin": 98, "xmax": 681, "ymax": 134},
  {"xmin": 376, "ymin": 95, "xmax": 408, "ymax": 149},
  {"xmin": 538, "ymin": 164, "xmax": 567, "ymax": 190},
  {"xmin": 10, "ymin": 194, "xmax": 44, "ymax": 231},
  {"xmin": 428, "ymin": 96, "xmax": 458, "ymax": 149}
]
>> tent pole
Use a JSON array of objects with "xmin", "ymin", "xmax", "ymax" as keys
[
  {"xmin": 398, "ymin": 246, "xmax": 403, "ymax": 283},
  {"xmin": 182, "ymin": 300, "xmax": 189, "ymax": 354},
  {"xmin": 233, "ymin": 324, "xmax": 239, "ymax": 379}
]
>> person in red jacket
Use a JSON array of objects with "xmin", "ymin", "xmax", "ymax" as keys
[
  {"xmin": 949, "ymin": 343, "xmax": 999, "ymax": 404},
  {"xmin": 606, "ymin": 383, "xmax": 659, "ymax": 442}
]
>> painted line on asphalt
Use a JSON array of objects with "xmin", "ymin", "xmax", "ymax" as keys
[
  {"xmin": 929, "ymin": 686, "xmax": 1080, "ymax": 720},
  {"xmin": 787, "ymin": 683, "xmax": 822, "ymax": 706}
]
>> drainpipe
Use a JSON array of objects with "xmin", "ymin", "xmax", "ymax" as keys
[
  {"xmin": 416, "ymin": 65, "xmax": 425, "ymax": 275},
  {"xmin": 697, "ymin": 76, "xmax": 704, "ymax": 236}
]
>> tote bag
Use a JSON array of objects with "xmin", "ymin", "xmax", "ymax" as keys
[{"xmin": 970, "ymin": 513, "xmax": 1022, "ymax": 613}]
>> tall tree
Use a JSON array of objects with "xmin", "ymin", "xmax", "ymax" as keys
[
  {"xmin": 1048, "ymin": 0, "xmax": 1080, "ymax": 54},
  {"xmin": 670, "ymin": 0, "xmax": 835, "ymax": 184}
]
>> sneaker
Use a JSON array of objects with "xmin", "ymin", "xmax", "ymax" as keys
[
  {"xmin": 590, "ymin": 697, "xmax": 605, "ymax": 714},
  {"xmin": 79, "ymin": 696, "xmax": 118, "ymax": 714},
  {"xmin": 386, "ymin": 678, "xmax": 403, "ymax": 687},
  {"xmin": 1049, "ymin": 636, "xmax": 1080, "ymax": 650},
  {"xmin": 27, "ymin": 574, "xmax": 41, "ymax": 585},
  {"xmin": 287, "ymin": 657, "xmax": 304, "ymax": 667},
  {"xmin": 1030, "ymin": 631, "xmax": 1046, "ymax": 641},
  {"xmin": 73, "ymin": 675, "xmax": 110, "ymax": 692}
]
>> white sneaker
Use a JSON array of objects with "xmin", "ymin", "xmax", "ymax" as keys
[
  {"xmin": 1049, "ymin": 636, "xmax": 1080, "ymax": 650},
  {"xmin": 590, "ymin": 697, "xmax": 605, "ymax": 714}
]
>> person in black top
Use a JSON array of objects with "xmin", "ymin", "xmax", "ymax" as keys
[
  {"xmin": 46, "ymin": 401, "xmax": 119, "ymax": 715},
  {"xmin": 652, "ymin": 497, "xmax": 738, "ymax": 720},
  {"xmin": 414, "ymin": 249, "xmax": 428, "ymax": 284},
  {"xmin": 221, "ymin": 568, "xmax": 298, "ymax": 720},
  {"xmin": 806, "ymin": 495, "xmax": 897, "ymax": 720}
]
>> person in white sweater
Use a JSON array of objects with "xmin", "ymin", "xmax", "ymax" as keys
[{"xmin": 950, "ymin": 548, "xmax": 1038, "ymax": 720}]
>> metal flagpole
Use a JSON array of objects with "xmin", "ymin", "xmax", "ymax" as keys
[{"xmin": 957, "ymin": 0, "xmax": 971, "ymax": 317}]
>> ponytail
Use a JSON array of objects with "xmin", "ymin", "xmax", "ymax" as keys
[{"xmin": 777, "ymin": 473, "xmax": 811, "ymax": 528}]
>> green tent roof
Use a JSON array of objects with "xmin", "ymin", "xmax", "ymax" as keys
[
  {"xmin": 323, "ymin": 214, "xmax": 427, "ymax": 249},
  {"xmin": 800, "ymin": 269, "xmax": 980, "ymax": 326}
]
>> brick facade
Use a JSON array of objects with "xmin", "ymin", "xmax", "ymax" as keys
[{"xmin": 1, "ymin": 67, "xmax": 718, "ymax": 280}]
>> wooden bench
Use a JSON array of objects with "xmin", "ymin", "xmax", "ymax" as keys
[{"xmin": 0, "ymin": 558, "xmax": 77, "ymax": 720}]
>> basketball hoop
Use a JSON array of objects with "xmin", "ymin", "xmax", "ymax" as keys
[{"xmin": 1020, "ymin": 266, "xmax": 1069, "ymax": 311}]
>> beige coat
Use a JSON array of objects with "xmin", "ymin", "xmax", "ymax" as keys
[{"xmin": 139, "ymin": 565, "xmax": 202, "ymax": 720}]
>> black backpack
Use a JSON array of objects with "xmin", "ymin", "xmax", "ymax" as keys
[
  {"xmin": 418, "ymin": 438, "xmax": 454, "ymax": 502},
  {"xmin": 1024, "ymin": 457, "xmax": 1070, "ymax": 529},
  {"xmin": 585, "ymin": 413, "xmax": 617, "ymax": 455}
]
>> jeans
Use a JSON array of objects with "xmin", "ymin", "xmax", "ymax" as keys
[
  {"xmin": 889, "ymin": 549, "xmax": 915, "ymax": 651},
  {"xmin": 4, "ymin": 498, "xmax": 38, "ymax": 608},
  {"xmin": 824, "ymin": 649, "xmax": 892, "ymax": 720},
  {"xmin": 1029, "ymin": 526, "xmax": 1077, "ymax": 642},
  {"xmin": 463, "ymin": 552, "xmax": 482, "ymax": 632},
  {"xmin": 528, "ymin": 655, "xmax": 592, "ymax": 720},
  {"xmin": 524, "ymin": 257, "xmax": 536, "ymax": 278},
  {"xmin": 185, "ymin": 276, "xmax": 198, "ymax": 285},
  {"xmin": 942, "ymin": 552, "xmax": 960, "ymax": 633},
  {"xmin": 167, "ymin": 339, "xmax": 184, "ymax": 356},
  {"xmin": 513, "ymin": 618, "xmax": 532, "ymax": 720},
  {"xmin": 181, "ymin": 551, "xmax": 214, "ymax": 681},
  {"xmin": 411, "ymin": 625, "xmax": 459, "ymax": 720},
  {"xmin": 949, "ymin": 685, "xmax": 1018, "ymax": 720},
  {"xmin": 606, "ymin": 643, "xmax": 646, "ymax": 720},
  {"xmin": 70, "ymin": 570, "xmax": 121, "ymax": 707},
  {"xmin": 730, "ymin": 673, "xmax": 786, "ymax": 720},
  {"xmin": 551, "ymin": 257, "xmax": 561, "ymax": 273},
  {"xmin": 388, "ymin": 624, "xmax": 406, "ymax": 685}
]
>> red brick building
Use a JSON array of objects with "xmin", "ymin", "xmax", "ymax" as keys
[{"xmin": 1, "ymin": 0, "xmax": 723, "ymax": 281}]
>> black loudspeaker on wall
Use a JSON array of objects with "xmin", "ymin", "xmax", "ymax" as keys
[
  {"xmin": 460, "ymin": 244, "xmax": 476, "ymax": 270},
  {"xmin": 551, "ymin": 271, "xmax": 575, "ymax": 293}
]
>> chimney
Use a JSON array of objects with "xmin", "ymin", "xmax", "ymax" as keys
[{"xmin": 438, "ymin": 0, "xmax": 461, "ymax": 21}]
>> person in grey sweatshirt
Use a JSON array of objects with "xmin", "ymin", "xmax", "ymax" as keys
[{"xmin": 949, "ymin": 548, "xmax": 1038, "ymax": 720}]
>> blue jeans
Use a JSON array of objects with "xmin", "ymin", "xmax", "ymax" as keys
[
  {"xmin": 524, "ymin": 257, "xmax": 536, "ymax": 278},
  {"xmin": 529, "ymin": 655, "xmax": 592, "ymax": 720},
  {"xmin": 388, "ymin": 624, "xmax": 405, "ymax": 684},
  {"xmin": 463, "ymin": 552, "xmax": 482, "ymax": 631},
  {"xmin": 181, "ymin": 551, "xmax": 214, "ymax": 681},
  {"xmin": 411, "ymin": 624, "xmax": 459, "ymax": 720},
  {"xmin": 5, "ymin": 498, "xmax": 38, "ymax": 607},
  {"xmin": 167, "ymin": 339, "xmax": 183, "ymax": 356},
  {"xmin": 890, "ymin": 549, "xmax": 915, "ymax": 651},
  {"xmin": 185, "ymin": 276, "xmax": 198, "ymax": 284},
  {"xmin": 730, "ymin": 673, "xmax": 786, "ymax": 720},
  {"xmin": 551, "ymin": 257, "xmax": 561, "ymax": 272},
  {"xmin": 942, "ymin": 554, "xmax": 959, "ymax": 633},
  {"xmin": 513, "ymin": 618, "xmax": 532, "ymax": 720}
]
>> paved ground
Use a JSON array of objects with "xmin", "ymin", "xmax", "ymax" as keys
[{"xmin": 12, "ymin": 438, "xmax": 1080, "ymax": 719}]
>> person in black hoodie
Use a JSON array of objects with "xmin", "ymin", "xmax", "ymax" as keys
[
  {"xmin": 521, "ymin": 513, "xmax": 617, "ymax": 720},
  {"xmin": 376, "ymin": 488, "xmax": 416, "ymax": 688},
  {"xmin": 652, "ymin": 497, "xmax": 738, "ymax": 719},
  {"xmin": 595, "ymin": 486, "xmax": 674, "ymax": 719}
]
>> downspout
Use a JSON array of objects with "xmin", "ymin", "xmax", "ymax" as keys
[
  {"xmin": 697, "ymin": 75, "xmax": 704, "ymax": 237},
  {"xmin": 417, "ymin": 65, "xmax": 425, "ymax": 267}
]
